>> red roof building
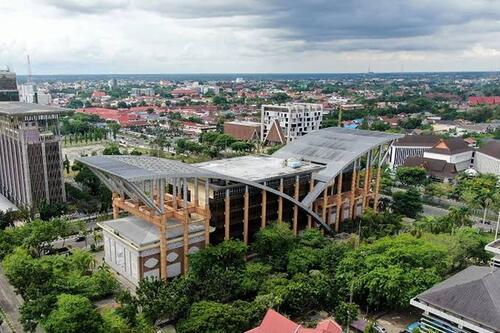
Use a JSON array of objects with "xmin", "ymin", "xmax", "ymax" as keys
[
  {"xmin": 171, "ymin": 88, "xmax": 199, "ymax": 97},
  {"xmin": 91, "ymin": 90, "xmax": 107, "ymax": 99},
  {"xmin": 468, "ymin": 96, "xmax": 500, "ymax": 106},
  {"xmin": 77, "ymin": 107, "xmax": 147, "ymax": 127},
  {"xmin": 246, "ymin": 309, "xmax": 342, "ymax": 333}
]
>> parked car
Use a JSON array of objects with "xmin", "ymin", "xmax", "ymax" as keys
[
  {"xmin": 401, "ymin": 322, "xmax": 420, "ymax": 333},
  {"xmin": 76, "ymin": 235, "xmax": 86, "ymax": 242}
]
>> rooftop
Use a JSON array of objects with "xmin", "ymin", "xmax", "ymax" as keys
[
  {"xmin": 0, "ymin": 102, "xmax": 66, "ymax": 116},
  {"xmin": 427, "ymin": 138, "xmax": 472, "ymax": 155},
  {"xmin": 273, "ymin": 127, "xmax": 402, "ymax": 182},
  {"xmin": 225, "ymin": 120, "xmax": 261, "ymax": 127},
  {"xmin": 98, "ymin": 215, "xmax": 205, "ymax": 248},
  {"xmin": 0, "ymin": 193, "xmax": 17, "ymax": 213},
  {"xmin": 477, "ymin": 140, "xmax": 500, "ymax": 160},
  {"xmin": 246, "ymin": 309, "xmax": 342, "ymax": 333},
  {"xmin": 413, "ymin": 265, "xmax": 500, "ymax": 332},
  {"xmin": 76, "ymin": 155, "xmax": 220, "ymax": 182},
  {"xmin": 393, "ymin": 134, "xmax": 441, "ymax": 147},
  {"xmin": 195, "ymin": 155, "xmax": 323, "ymax": 182}
]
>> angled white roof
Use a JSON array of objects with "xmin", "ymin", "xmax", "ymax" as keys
[
  {"xmin": 273, "ymin": 127, "xmax": 402, "ymax": 182},
  {"xmin": 0, "ymin": 193, "xmax": 17, "ymax": 213}
]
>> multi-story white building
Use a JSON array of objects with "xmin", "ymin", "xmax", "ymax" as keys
[
  {"xmin": 261, "ymin": 103, "xmax": 323, "ymax": 144},
  {"xmin": 19, "ymin": 84, "xmax": 52, "ymax": 105},
  {"xmin": 130, "ymin": 88, "xmax": 155, "ymax": 97}
]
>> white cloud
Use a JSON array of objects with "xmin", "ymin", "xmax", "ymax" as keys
[{"xmin": 0, "ymin": 0, "xmax": 499, "ymax": 74}]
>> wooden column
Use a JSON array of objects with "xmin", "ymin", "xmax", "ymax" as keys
[
  {"xmin": 293, "ymin": 175, "xmax": 300, "ymax": 235},
  {"xmin": 261, "ymin": 182, "xmax": 267, "ymax": 229},
  {"xmin": 307, "ymin": 178, "xmax": 314, "ymax": 229},
  {"xmin": 194, "ymin": 178, "xmax": 199, "ymax": 207},
  {"xmin": 243, "ymin": 186, "xmax": 249, "ymax": 244},
  {"xmin": 278, "ymin": 178, "xmax": 283, "ymax": 222},
  {"xmin": 159, "ymin": 222, "xmax": 167, "ymax": 280},
  {"xmin": 362, "ymin": 150, "xmax": 372, "ymax": 209},
  {"xmin": 365, "ymin": 150, "xmax": 373, "ymax": 207},
  {"xmin": 182, "ymin": 179, "xmax": 189, "ymax": 274},
  {"xmin": 112, "ymin": 192, "xmax": 120, "ymax": 219},
  {"xmin": 335, "ymin": 172, "xmax": 343, "ymax": 232},
  {"xmin": 373, "ymin": 146, "xmax": 383, "ymax": 211},
  {"xmin": 204, "ymin": 179, "xmax": 210, "ymax": 246},
  {"xmin": 224, "ymin": 189, "xmax": 230, "ymax": 240},
  {"xmin": 322, "ymin": 181, "xmax": 328, "ymax": 225},
  {"xmin": 350, "ymin": 160, "xmax": 358, "ymax": 220},
  {"xmin": 172, "ymin": 179, "xmax": 178, "ymax": 209}
]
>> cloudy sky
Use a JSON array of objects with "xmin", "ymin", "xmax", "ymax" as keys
[{"xmin": 1, "ymin": 0, "xmax": 500, "ymax": 74}]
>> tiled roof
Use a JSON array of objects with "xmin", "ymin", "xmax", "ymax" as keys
[
  {"xmin": 246, "ymin": 309, "xmax": 342, "ymax": 333},
  {"xmin": 414, "ymin": 266, "xmax": 500, "ymax": 332},
  {"xmin": 427, "ymin": 138, "xmax": 472, "ymax": 155},
  {"xmin": 469, "ymin": 96, "xmax": 500, "ymax": 105},
  {"xmin": 224, "ymin": 121, "xmax": 260, "ymax": 141},
  {"xmin": 478, "ymin": 140, "xmax": 500, "ymax": 160},
  {"xmin": 404, "ymin": 156, "xmax": 457, "ymax": 179},
  {"xmin": 393, "ymin": 134, "xmax": 441, "ymax": 147}
]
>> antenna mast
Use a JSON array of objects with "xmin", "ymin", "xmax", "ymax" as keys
[{"xmin": 27, "ymin": 54, "xmax": 32, "ymax": 85}]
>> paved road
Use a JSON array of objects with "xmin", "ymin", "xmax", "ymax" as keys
[
  {"xmin": 0, "ymin": 267, "xmax": 24, "ymax": 333},
  {"xmin": 422, "ymin": 204, "xmax": 448, "ymax": 217}
]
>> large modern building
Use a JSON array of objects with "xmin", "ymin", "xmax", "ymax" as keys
[
  {"xmin": 0, "ymin": 70, "xmax": 19, "ymax": 102},
  {"xmin": 77, "ymin": 128, "xmax": 401, "ymax": 285},
  {"xmin": 261, "ymin": 103, "xmax": 323, "ymax": 144},
  {"xmin": 410, "ymin": 266, "xmax": 500, "ymax": 333},
  {"xmin": 0, "ymin": 102, "xmax": 66, "ymax": 209}
]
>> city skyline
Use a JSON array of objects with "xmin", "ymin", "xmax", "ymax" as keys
[{"xmin": 1, "ymin": 0, "xmax": 500, "ymax": 75}]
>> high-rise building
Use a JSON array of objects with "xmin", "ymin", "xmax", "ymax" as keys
[
  {"xmin": 261, "ymin": 103, "xmax": 323, "ymax": 144},
  {"xmin": 0, "ymin": 70, "xmax": 19, "ymax": 102},
  {"xmin": 0, "ymin": 102, "xmax": 66, "ymax": 209},
  {"xmin": 108, "ymin": 78, "xmax": 118, "ymax": 90}
]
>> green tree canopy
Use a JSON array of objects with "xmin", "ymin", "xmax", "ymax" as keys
[
  {"xmin": 44, "ymin": 294, "xmax": 103, "ymax": 333},
  {"xmin": 252, "ymin": 223, "xmax": 296, "ymax": 271},
  {"xmin": 395, "ymin": 167, "xmax": 428, "ymax": 187},
  {"xmin": 391, "ymin": 188, "xmax": 423, "ymax": 218}
]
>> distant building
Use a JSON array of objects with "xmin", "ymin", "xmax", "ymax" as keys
[
  {"xmin": 246, "ymin": 309, "xmax": 342, "ymax": 333},
  {"xmin": 78, "ymin": 107, "xmax": 147, "ymax": 127},
  {"xmin": 131, "ymin": 88, "xmax": 155, "ymax": 97},
  {"xmin": 0, "ymin": 102, "xmax": 66, "ymax": 208},
  {"xmin": 261, "ymin": 103, "xmax": 323, "ymax": 144},
  {"xmin": 474, "ymin": 140, "xmax": 500, "ymax": 175},
  {"xmin": 431, "ymin": 120, "xmax": 498, "ymax": 136},
  {"xmin": 108, "ymin": 78, "xmax": 118, "ymax": 90},
  {"xmin": 389, "ymin": 134, "xmax": 441, "ymax": 169},
  {"xmin": 0, "ymin": 70, "xmax": 19, "ymax": 101},
  {"xmin": 18, "ymin": 83, "xmax": 37, "ymax": 103},
  {"xmin": 224, "ymin": 121, "xmax": 260, "ymax": 141},
  {"xmin": 468, "ymin": 96, "xmax": 500, "ymax": 106},
  {"xmin": 19, "ymin": 83, "xmax": 52, "ymax": 105},
  {"xmin": 410, "ymin": 266, "xmax": 500, "ymax": 333}
]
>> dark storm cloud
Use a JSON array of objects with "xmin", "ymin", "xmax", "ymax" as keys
[{"xmin": 43, "ymin": 0, "xmax": 500, "ymax": 51}]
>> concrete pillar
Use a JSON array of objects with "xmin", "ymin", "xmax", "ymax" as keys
[
  {"xmin": 224, "ymin": 189, "xmax": 230, "ymax": 240},
  {"xmin": 243, "ymin": 186, "xmax": 249, "ymax": 244}
]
